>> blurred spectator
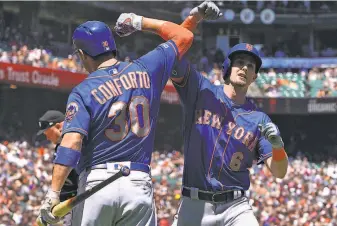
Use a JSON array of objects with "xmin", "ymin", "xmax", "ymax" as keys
[
  {"xmin": 208, "ymin": 63, "xmax": 223, "ymax": 85},
  {"xmin": 199, "ymin": 49, "xmax": 210, "ymax": 73},
  {"xmin": 0, "ymin": 51, "xmax": 10, "ymax": 63},
  {"xmin": 264, "ymin": 80, "xmax": 282, "ymax": 97},
  {"xmin": 274, "ymin": 48, "xmax": 287, "ymax": 58}
]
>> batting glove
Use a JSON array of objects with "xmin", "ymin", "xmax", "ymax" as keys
[
  {"xmin": 38, "ymin": 189, "xmax": 61, "ymax": 225},
  {"xmin": 114, "ymin": 13, "xmax": 143, "ymax": 37},
  {"xmin": 258, "ymin": 122, "xmax": 284, "ymax": 149},
  {"xmin": 189, "ymin": 0, "xmax": 223, "ymax": 21}
]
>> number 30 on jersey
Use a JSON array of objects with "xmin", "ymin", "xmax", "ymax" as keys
[{"xmin": 105, "ymin": 96, "xmax": 150, "ymax": 141}]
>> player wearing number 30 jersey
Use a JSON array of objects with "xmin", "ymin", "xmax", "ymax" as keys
[
  {"xmin": 66, "ymin": 20, "xmax": 192, "ymax": 226},
  {"xmin": 37, "ymin": 13, "xmax": 194, "ymax": 226}
]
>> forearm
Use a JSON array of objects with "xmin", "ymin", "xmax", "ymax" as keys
[
  {"xmin": 141, "ymin": 17, "xmax": 167, "ymax": 34},
  {"xmin": 142, "ymin": 17, "xmax": 193, "ymax": 57},
  {"xmin": 51, "ymin": 164, "xmax": 72, "ymax": 192},
  {"xmin": 180, "ymin": 15, "xmax": 203, "ymax": 32},
  {"xmin": 267, "ymin": 148, "xmax": 288, "ymax": 178},
  {"xmin": 51, "ymin": 132, "xmax": 83, "ymax": 192},
  {"xmin": 169, "ymin": 15, "xmax": 200, "ymax": 83}
]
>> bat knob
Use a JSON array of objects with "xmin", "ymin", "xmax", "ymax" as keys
[
  {"xmin": 36, "ymin": 216, "xmax": 47, "ymax": 226},
  {"xmin": 121, "ymin": 166, "xmax": 130, "ymax": 176}
]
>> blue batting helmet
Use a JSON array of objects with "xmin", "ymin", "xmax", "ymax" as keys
[
  {"xmin": 222, "ymin": 43, "xmax": 262, "ymax": 79},
  {"xmin": 72, "ymin": 21, "xmax": 116, "ymax": 57}
]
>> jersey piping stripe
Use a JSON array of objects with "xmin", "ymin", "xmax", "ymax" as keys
[
  {"xmin": 85, "ymin": 63, "xmax": 133, "ymax": 80},
  {"xmin": 167, "ymin": 41, "xmax": 178, "ymax": 58},
  {"xmin": 207, "ymin": 100, "xmax": 228, "ymax": 179}
]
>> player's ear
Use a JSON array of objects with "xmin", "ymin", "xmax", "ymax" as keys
[
  {"xmin": 253, "ymin": 73, "xmax": 257, "ymax": 81},
  {"xmin": 55, "ymin": 123, "xmax": 62, "ymax": 129},
  {"xmin": 78, "ymin": 49, "xmax": 87, "ymax": 60}
]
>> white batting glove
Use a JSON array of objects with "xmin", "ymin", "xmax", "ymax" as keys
[
  {"xmin": 258, "ymin": 122, "xmax": 284, "ymax": 149},
  {"xmin": 190, "ymin": 0, "xmax": 223, "ymax": 21},
  {"xmin": 114, "ymin": 13, "xmax": 143, "ymax": 37},
  {"xmin": 38, "ymin": 189, "xmax": 61, "ymax": 225}
]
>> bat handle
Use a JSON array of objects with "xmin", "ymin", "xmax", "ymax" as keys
[{"xmin": 52, "ymin": 197, "xmax": 75, "ymax": 217}]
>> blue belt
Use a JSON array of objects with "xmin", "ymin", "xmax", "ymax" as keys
[{"xmin": 86, "ymin": 162, "xmax": 151, "ymax": 174}]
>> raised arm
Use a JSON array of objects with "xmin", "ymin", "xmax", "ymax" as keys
[
  {"xmin": 181, "ymin": 0, "xmax": 222, "ymax": 32},
  {"xmin": 114, "ymin": 13, "xmax": 193, "ymax": 59},
  {"xmin": 171, "ymin": 1, "xmax": 222, "ymax": 84}
]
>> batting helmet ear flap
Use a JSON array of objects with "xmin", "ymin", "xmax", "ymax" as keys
[{"xmin": 222, "ymin": 57, "xmax": 231, "ymax": 80}]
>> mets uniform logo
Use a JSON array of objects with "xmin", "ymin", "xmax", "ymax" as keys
[
  {"xmin": 102, "ymin": 41, "xmax": 110, "ymax": 51},
  {"xmin": 246, "ymin": 44, "xmax": 253, "ymax": 51},
  {"xmin": 65, "ymin": 102, "xmax": 79, "ymax": 122}
]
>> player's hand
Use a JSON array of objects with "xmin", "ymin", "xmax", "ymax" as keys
[
  {"xmin": 258, "ymin": 122, "xmax": 284, "ymax": 149},
  {"xmin": 189, "ymin": 0, "xmax": 223, "ymax": 21},
  {"xmin": 38, "ymin": 190, "xmax": 61, "ymax": 225},
  {"xmin": 114, "ymin": 13, "xmax": 143, "ymax": 37}
]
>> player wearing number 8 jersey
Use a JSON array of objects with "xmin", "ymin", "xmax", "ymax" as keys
[{"xmin": 37, "ymin": 14, "xmax": 194, "ymax": 226}]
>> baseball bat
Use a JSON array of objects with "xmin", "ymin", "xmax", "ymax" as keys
[{"xmin": 36, "ymin": 166, "xmax": 130, "ymax": 226}]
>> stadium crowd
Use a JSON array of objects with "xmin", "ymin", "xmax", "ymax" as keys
[
  {"xmin": 1, "ymin": 41, "xmax": 337, "ymax": 98},
  {"xmin": 0, "ymin": 139, "xmax": 336, "ymax": 226},
  {"xmin": 1, "ymin": 14, "xmax": 337, "ymax": 98}
]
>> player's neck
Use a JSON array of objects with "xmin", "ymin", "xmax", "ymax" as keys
[
  {"xmin": 96, "ymin": 58, "xmax": 118, "ymax": 70},
  {"xmin": 223, "ymin": 84, "xmax": 247, "ymax": 105}
]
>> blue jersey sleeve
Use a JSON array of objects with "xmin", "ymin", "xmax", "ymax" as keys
[
  {"xmin": 62, "ymin": 91, "xmax": 90, "ymax": 138},
  {"xmin": 137, "ymin": 40, "xmax": 178, "ymax": 90},
  {"xmin": 172, "ymin": 57, "xmax": 206, "ymax": 108},
  {"xmin": 255, "ymin": 114, "xmax": 273, "ymax": 164}
]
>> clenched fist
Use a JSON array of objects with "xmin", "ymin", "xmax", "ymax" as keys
[
  {"xmin": 37, "ymin": 190, "xmax": 61, "ymax": 226},
  {"xmin": 190, "ymin": 0, "xmax": 223, "ymax": 21},
  {"xmin": 258, "ymin": 122, "xmax": 284, "ymax": 149},
  {"xmin": 114, "ymin": 13, "xmax": 143, "ymax": 37}
]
